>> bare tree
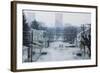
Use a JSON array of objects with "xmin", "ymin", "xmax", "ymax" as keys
[{"xmin": 80, "ymin": 24, "xmax": 91, "ymax": 57}]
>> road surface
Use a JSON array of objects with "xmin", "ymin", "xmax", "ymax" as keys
[{"xmin": 37, "ymin": 41, "xmax": 89, "ymax": 62}]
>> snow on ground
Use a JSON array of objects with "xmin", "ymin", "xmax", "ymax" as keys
[
  {"xmin": 37, "ymin": 41, "xmax": 89, "ymax": 62},
  {"xmin": 23, "ymin": 41, "xmax": 90, "ymax": 62}
]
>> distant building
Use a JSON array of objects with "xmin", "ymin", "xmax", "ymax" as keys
[
  {"xmin": 32, "ymin": 29, "xmax": 49, "ymax": 48},
  {"xmin": 55, "ymin": 13, "xmax": 63, "ymax": 41}
]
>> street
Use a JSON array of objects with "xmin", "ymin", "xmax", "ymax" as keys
[{"xmin": 37, "ymin": 41, "xmax": 89, "ymax": 62}]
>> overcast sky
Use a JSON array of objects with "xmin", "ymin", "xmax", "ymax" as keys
[{"xmin": 23, "ymin": 10, "xmax": 91, "ymax": 27}]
